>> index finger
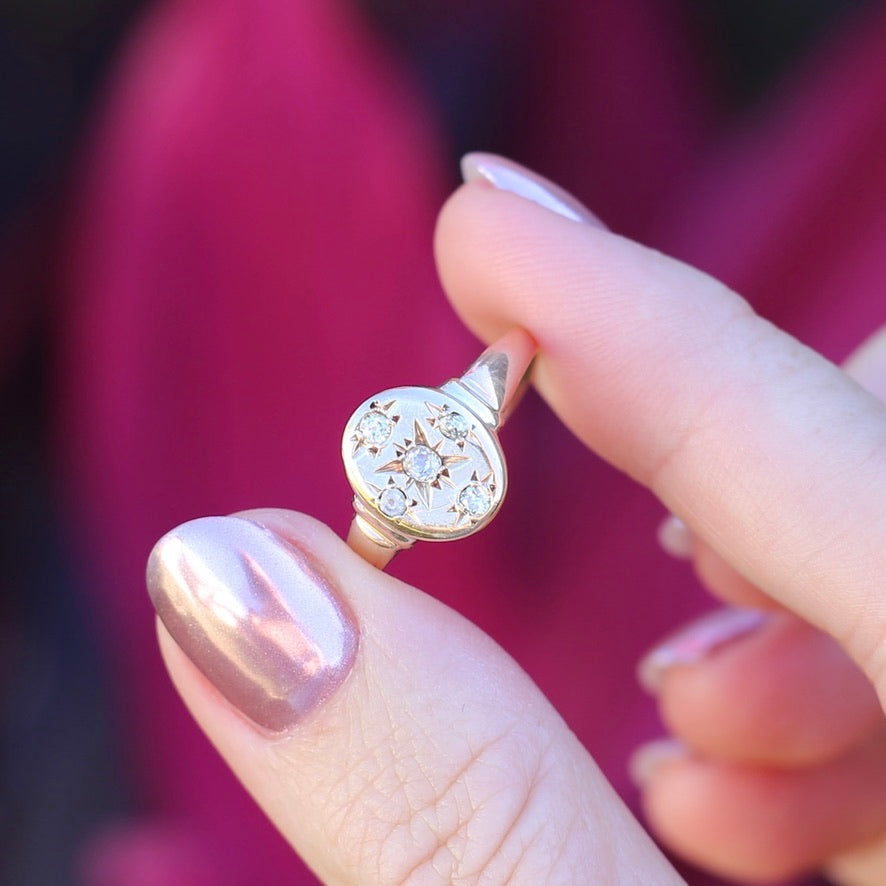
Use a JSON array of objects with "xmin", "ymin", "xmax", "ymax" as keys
[{"xmin": 435, "ymin": 176, "xmax": 886, "ymax": 688}]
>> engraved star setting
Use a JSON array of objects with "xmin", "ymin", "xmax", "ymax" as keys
[
  {"xmin": 375, "ymin": 418, "xmax": 468, "ymax": 508},
  {"xmin": 351, "ymin": 400, "xmax": 399, "ymax": 455},
  {"xmin": 342, "ymin": 328, "xmax": 535, "ymax": 554},
  {"xmin": 342, "ymin": 385, "xmax": 508, "ymax": 542}
]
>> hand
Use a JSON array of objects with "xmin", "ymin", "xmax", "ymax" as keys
[
  {"xmin": 146, "ymin": 154, "xmax": 886, "ymax": 884},
  {"xmin": 633, "ymin": 327, "xmax": 886, "ymax": 885}
]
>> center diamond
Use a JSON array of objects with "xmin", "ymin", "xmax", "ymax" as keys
[{"xmin": 401, "ymin": 445, "xmax": 443, "ymax": 483}]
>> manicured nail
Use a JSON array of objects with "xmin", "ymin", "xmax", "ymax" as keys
[
  {"xmin": 657, "ymin": 514, "xmax": 693, "ymax": 560},
  {"xmin": 637, "ymin": 607, "xmax": 768, "ymax": 694},
  {"xmin": 629, "ymin": 738, "xmax": 689, "ymax": 788},
  {"xmin": 146, "ymin": 516, "xmax": 358, "ymax": 732},
  {"xmin": 461, "ymin": 152, "xmax": 603, "ymax": 226}
]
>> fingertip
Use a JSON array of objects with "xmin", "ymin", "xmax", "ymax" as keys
[
  {"xmin": 636, "ymin": 607, "xmax": 769, "ymax": 696},
  {"xmin": 434, "ymin": 179, "xmax": 618, "ymax": 346},
  {"xmin": 651, "ymin": 613, "xmax": 882, "ymax": 767},
  {"xmin": 641, "ymin": 740, "xmax": 886, "ymax": 884},
  {"xmin": 147, "ymin": 515, "xmax": 360, "ymax": 734},
  {"xmin": 629, "ymin": 737, "xmax": 690, "ymax": 788},
  {"xmin": 434, "ymin": 183, "xmax": 515, "ymax": 345},
  {"xmin": 656, "ymin": 514, "xmax": 693, "ymax": 560},
  {"xmin": 459, "ymin": 152, "xmax": 605, "ymax": 227}
]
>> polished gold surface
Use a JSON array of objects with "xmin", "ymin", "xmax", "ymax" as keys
[
  {"xmin": 342, "ymin": 327, "xmax": 536, "ymax": 564},
  {"xmin": 343, "ymin": 386, "xmax": 507, "ymax": 542}
]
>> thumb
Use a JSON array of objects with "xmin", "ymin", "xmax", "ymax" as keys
[{"xmin": 147, "ymin": 509, "xmax": 679, "ymax": 884}]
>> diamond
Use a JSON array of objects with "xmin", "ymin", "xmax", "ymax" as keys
[
  {"xmin": 358, "ymin": 410, "xmax": 393, "ymax": 446},
  {"xmin": 458, "ymin": 483, "xmax": 492, "ymax": 517},
  {"xmin": 438, "ymin": 411, "xmax": 469, "ymax": 440},
  {"xmin": 402, "ymin": 445, "xmax": 443, "ymax": 483},
  {"xmin": 378, "ymin": 487, "xmax": 407, "ymax": 517}
]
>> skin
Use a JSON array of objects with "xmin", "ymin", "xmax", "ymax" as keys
[
  {"xmin": 156, "ymin": 179, "xmax": 886, "ymax": 883},
  {"xmin": 639, "ymin": 326, "xmax": 886, "ymax": 883}
]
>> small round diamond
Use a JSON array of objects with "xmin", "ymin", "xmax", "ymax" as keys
[
  {"xmin": 358, "ymin": 410, "xmax": 393, "ymax": 446},
  {"xmin": 458, "ymin": 483, "xmax": 493, "ymax": 518},
  {"xmin": 378, "ymin": 487, "xmax": 407, "ymax": 518},
  {"xmin": 438, "ymin": 411, "xmax": 469, "ymax": 440},
  {"xmin": 402, "ymin": 445, "xmax": 443, "ymax": 483}
]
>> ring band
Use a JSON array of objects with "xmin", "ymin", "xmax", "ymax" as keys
[{"xmin": 342, "ymin": 328, "xmax": 536, "ymax": 568}]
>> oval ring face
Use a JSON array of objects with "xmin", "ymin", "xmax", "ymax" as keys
[{"xmin": 342, "ymin": 386, "xmax": 506, "ymax": 541}]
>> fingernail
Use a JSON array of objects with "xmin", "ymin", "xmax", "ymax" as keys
[
  {"xmin": 146, "ymin": 516, "xmax": 358, "ymax": 732},
  {"xmin": 657, "ymin": 514, "xmax": 693, "ymax": 560},
  {"xmin": 629, "ymin": 738, "xmax": 689, "ymax": 788},
  {"xmin": 460, "ymin": 152, "xmax": 603, "ymax": 226},
  {"xmin": 637, "ymin": 607, "xmax": 768, "ymax": 694}
]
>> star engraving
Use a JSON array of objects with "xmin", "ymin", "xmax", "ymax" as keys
[
  {"xmin": 375, "ymin": 419, "xmax": 468, "ymax": 508},
  {"xmin": 449, "ymin": 470, "xmax": 496, "ymax": 526},
  {"xmin": 367, "ymin": 476, "xmax": 419, "ymax": 521},
  {"xmin": 351, "ymin": 400, "xmax": 400, "ymax": 456},
  {"xmin": 425, "ymin": 401, "xmax": 473, "ymax": 449}
]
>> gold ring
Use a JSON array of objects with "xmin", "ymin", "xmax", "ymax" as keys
[{"xmin": 342, "ymin": 328, "xmax": 536, "ymax": 568}]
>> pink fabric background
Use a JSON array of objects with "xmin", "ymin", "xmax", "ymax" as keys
[{"xmin": 58, "ymin": 0, "xmax": 886, "ymax": 882}]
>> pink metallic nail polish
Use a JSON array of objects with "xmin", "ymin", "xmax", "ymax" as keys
[
  {"xmin": 629, "ymin": 738, "xmax": 689, "ymax": 788},
  {"xmin": 146, "ymin": 516, "xmax": 358, "ymax": 732},
  {"xmin": 656, "ymin": 514, "xmax": 693, "ymax": 560},
  {"xmin": 637, "ymin": 607, "xmax": 768, "ymax": 694},
  {"xmin": 461, "ymin": 152, "xmax": 604, "ymax": 227}
]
